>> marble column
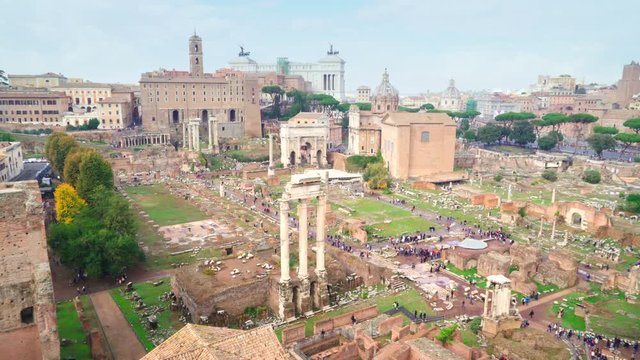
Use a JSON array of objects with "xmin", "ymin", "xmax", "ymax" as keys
[
  {"xmin": 268, "ymin": 134, "xmax": 275, "ymax": 177},
  {"xmin": 280, "ymin": 200, "xmax": 290, "ymax": 282},
  {"xmin": 551, "ymin": 187, "xmax": 556, "ymax": 204},
  {"xmin": 315, "ymin": 195, "xmax": 326, "ymax": 275},
  {"xmin": 298, "ymin": 199, "xmax": 308, "ymax": 279},
  {"xmin": 507, "ymin": 184, "xmax": 512, "ymax": 202},
  {"xmin": 483, "ymin": 287, "xmax": 490, "ymax": 317}
]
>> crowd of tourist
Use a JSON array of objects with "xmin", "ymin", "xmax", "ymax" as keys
[{"xmin": 548, "ymin": 322, "xmax": 639, "ymax": 360}]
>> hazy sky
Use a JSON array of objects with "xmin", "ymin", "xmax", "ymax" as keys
[{"xmin": 1, "ymin": 0, "xmax": 636, "ymax": 94}]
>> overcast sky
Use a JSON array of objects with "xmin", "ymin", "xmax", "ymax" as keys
[{"xmin": 1, "ymin": 0, "xmax": 636, "ymax": 95}]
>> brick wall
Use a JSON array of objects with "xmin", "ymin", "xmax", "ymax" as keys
[
  {"xmin": 313, "ymin": 305, "xmax": 378, "ymax": 334},
  {"xmin": 282, "ymin": 323, "xmax": 305, "ymax": 346},
  {"xmin": 377, "ymin": 315, "xmax": 402, "ymax": 336}
]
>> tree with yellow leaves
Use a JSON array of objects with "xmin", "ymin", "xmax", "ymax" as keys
[{"xmin": 54, "ymin": 183, "xmax": 86, "ymax": 224}]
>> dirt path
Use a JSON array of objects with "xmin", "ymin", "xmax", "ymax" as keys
[{"xmin": 90, "ymin": 291, "xmax": 146, "ymax": 360}]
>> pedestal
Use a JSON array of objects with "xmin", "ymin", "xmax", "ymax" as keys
[{"xmin": 278, "ymin": 280, "xmax": 293, "ymax": 319}]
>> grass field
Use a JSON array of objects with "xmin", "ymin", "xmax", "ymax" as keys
[
  {"xmin": 110, "ymin": 278, "xmax": 184, "ymax": 351},
  {"xmin": 548, "ymin": 292, "xmax": 587, "ymax": 331},
  {"xmin": 125, "ymin": 184, "xmax": 208, "ymax": 226},
  {"xmin": 57, "ymin": 300, "xmax": 91, "ymax": 360},
  {"xmin": 340, "ymin": 198, "xmax": 439, "ymax": 238},
  {"xmin": 276, "ymin": 285, "xmax": 433, "ymax": 340},
  {"xmin": 589, "ymin": 299, "xmax": 640, "ymax": 338}
]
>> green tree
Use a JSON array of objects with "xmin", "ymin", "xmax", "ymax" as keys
[
  {"xmin": 460, "ymin": 118, "xmax": 470, "ymax": 132},
  {"xmin": 542, "ymin": 169, "xmax": 558, "ymax": 181},
  {"xmin": 262, "ymin": 85, "xmax": 285, "ymax": 118},
  {"xmin": 76, "ymin": 153, "xmax": 114, "ymax": 201},
  {"xmin": 624, "ymin": 193, "xmax": 640, "ymax": 213},
  {"xmin": 463, "ymin": 130, "xmax": 477, "ymax": 142},
  {"xmin": 518, "ymin": 206, "xmax": 526, "ymax": 218},
  {"xmin": 614, "ymin": 132, "xmax": 640, "ymax": 154},
  {"xmin": 537, "ymin": 134, "xmax": 558, "ymax": 151},
  {"xmin": 477, "ymin": 124, "xmax": 503, "ymax": 145},
  {"xmin": 582, "ymin": 169, "xmax": 601, "ymax": 184},
  {"xmin": 509, "ymin": 120, "xmax": 536, "ymax": 145},
  {"xmin": 623, "ymin": 118, "xmax": 640, "ymax": 133},
  {"xmin": 592, "ymin": 126, "xmax": 619, "ymax": 135},
  {"xmin": 364, "ymin": 162, "xmax": 390, "ymax": 190},
  {"xmin": 63, "ymin": 147, "xmax": 96, "ymax": 188},
  {"xmin": 421, "ymin": 103, "xmax": 435, "ymax": 111},
  {"xmin": 568, "ymin": 113, "xmax": 599, "ymax": 153},
  {"xmin": 495, "ymin": 112, "xmax": 536, "ymax": 127},
  {"xmin": 494, "ymin": 174, "xmax": 503, "ymax": 182},
  {"xmin": 586, "ymin": 133, "xmax": 616, "ymax": 158},
  {"xmin": 0, "ymin": 131, "xmax": 16, "ymax": 141},
  {"xmin": 87, "ymin": 118, "xmax": 100, "ymax": 130},
  {"xmin": 436, "ymin": 324, "xmax": 458, "ymax": 346},
  {"xmin": 45, "ymin": 132, "xmax": 79, "ymax": 175},
  {"xmin": 465, "ymin": 99, "xmax": 477, "ymax": 111}
]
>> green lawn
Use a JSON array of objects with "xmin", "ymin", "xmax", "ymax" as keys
[
  {"xmin": 461, "ymin": 328, "xmax": 479, "ymax": 347},
  {"xmin": 589, "ymin": 299, "xmax": 640, "ymax": 338},
  {"xmin": 492, "ymin": 145, "xmax": 533, "ymax": 155},
  {"xmin": 279, "ymin": 285, "xmax": 433, "ymax": 338},
  {"xmin": 57, "ymin": 300, "xmax": 91, "ymax": 360},
  {"xmin": 532, "ymin": 279, "xmax": 560, "ymax": 294},
  {"xmin": 124, "ymin": 184, "xmax": 208, "ymax": 226},
  {"xmin": 110, "ymin": 278, "xmax": 184, "ymax": 351},
  {"xmin": 444, "ymin": 263, "xmax": 486, "ymax": 288},
  {"xmin": 340, "ymin": 198, "xmax": 439, "ymax": 237}
]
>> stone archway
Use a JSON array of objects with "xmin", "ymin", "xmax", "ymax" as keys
[
  {"xmin": 571, "ymin": 212, "xmax": 582, "ymax": 226},
  {"xmin": 316, "ymin": 150, "xmax": 323, "ymax": 167},
  {"xmin": 229, "ymin": 109, "xmax": 236, "ymax": 122},
  {"xmin": 202, "ymin": 109, "xmax": 209, "ymax": 122},
  {"xmin": 172, "ymin": 110, "xmax": 180, "ymax": 124},
  {"xmin": 289, "ymin": 151, "xmax": 296, "ymax": 166}
]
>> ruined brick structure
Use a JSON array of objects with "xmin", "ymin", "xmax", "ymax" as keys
[{"xmin": 0, "ymin": 181, "xmax": 59, "ymax": 359}]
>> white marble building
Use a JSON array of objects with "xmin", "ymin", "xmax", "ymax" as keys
[
  {"xmin": 229, "ymin": 46, "xmax": 346, "ymax": 101},
  {"xmin": 280, "ymin": 112, "xmax": 329, "ymax": 167}
]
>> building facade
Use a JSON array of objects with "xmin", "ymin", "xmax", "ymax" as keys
[
  {"xmin": 476, "ymin": 94, "xmax": 522, "ymax": 119},
  {"xmin": 97, "ymin": 97, "xmax": 133, "ymax": 129},
  {"xmin": 140, "ymin": 33, "xmax": 261, "ymax": 141},
  {"xmin": 280, "ymin": 112, "xmax": 329, "ymax": 167},
  {"xmin": 51, "ymin": 82, "xmax": 113, "ymax": 108},
  {"xmin": 0, "ymin": 142, "xmax": 23, "ymax": 182},
  {"xmin": 8, "ymin": 73, "xmax": 67, "ymax": 89},
  {"xmin": 0, "ymin": 89, "xmax": 71, "ymax": 126},
  {"xmin": 380, "ymin": 112, "xmax": 456, "ymax": 180},
  {"xmin": 356, "ymin": 86, "xmax": 371, "ymax": 103},
  {"xmin": 229, "ymin": 45, "xmax": 346, "ymax": 101}
]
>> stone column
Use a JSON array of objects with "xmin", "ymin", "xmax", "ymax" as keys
[
  {"xmin": 208, "ymin": 118, "xmax": 214, "ymax": 152},
  {"xmin": 219, "ymin": 182, "xmax": 224, "ymax": 197},
  {"xmin": 483, "ymin": 287, "xmax": 490, "ymax": 317},
  {"xmin": 187, "ymin": 123, "xmax": 192, "ymax": 150},
  {"xmin": 280, "ymin": 200, "xmax": 290, "ymax": 282},
  {"xmin": 298, "ymin": 199, "xmax": 308, "ymax": 279},
  {"xmin": 551, "ymin": 187, "xmax": 556, "ymax": 204},
  {"xmin": 268, "ymin": 134, "xmax": 275, "ymax": 177},
  {"xmin": 315, "ymin": 195, "xmax": 326, "ymax": 275},
  {"xmin": 182, "ymin": 121, "xmax": 187, "ymax": 149},
  {"xmin": 507, "ymin": 184, "xmax": 512, "ymax": 202}
]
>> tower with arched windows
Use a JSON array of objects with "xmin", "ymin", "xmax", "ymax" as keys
[{"xmin": 189, "ymin": 32, "xmax": 203, "ymax": 77}]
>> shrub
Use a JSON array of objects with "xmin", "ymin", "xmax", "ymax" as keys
[
  {"xmin": 634, "ymin": 156, "xmax": 640, "ymax": 163},
  {"xmin": 470, "ymin": 317, "xmax": 482, "ymax": 334},
  {"xmin": 494, "ymin": 174, "xmax": 503, "ymax": 182},
  {"xmin": 518, "ymin": 206, "xmax": 526, "ymax": 218},
  {"xmin": 541, "ymin": 169, "xmax": 558, "ymax": 181},
  {"xmin": 582, "ymin": 169, "xmax": 601, "ymax": 184}
]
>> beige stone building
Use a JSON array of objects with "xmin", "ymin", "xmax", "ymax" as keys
[
  {"xmin": 97, "ymin": 97, "xmax": 133, "ymax": 129},
  {"xmin": 615, "ymin": 61, "xmax": 640, "ymax": 109},
  {"xmin": 51, "ymin": 82, "xmax": 113, "ymax": 109},
  {"xmin": 380, "ymin": 111, "xmax": 456, "ymax": 180},
  {"xmin": 0, "ymin": 181, "xmax": 59, "ymax": 360},
  {"xmin": 356, "ymin": 85, "xmax": 371, "ymax": 103},
  {"xmin": 280, "ymin": 112, "xmax": 329, "ymax": 166},
  {"xmin": 8, "ymin": 72, "xmax": 67, "ymax": 89},
  {"xmin": 0, "ymin": 142, "xmax": 24, "ymax": 182},
  {"xmin": 0, "ymin": 88, "xmax": 71, "ymax": 126},
  {"xmin": 140, "ymin": 33, "xmax": 261, "ymax": 142}
]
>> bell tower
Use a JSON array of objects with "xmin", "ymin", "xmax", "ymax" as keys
[{"xmin": 189, "ymin": 32, "xmax": 203, "ymax": 77}]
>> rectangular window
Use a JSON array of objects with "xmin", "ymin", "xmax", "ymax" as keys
[{"xmin": 421, "ymin": 131, "xmax": 430, "ymax": 142}]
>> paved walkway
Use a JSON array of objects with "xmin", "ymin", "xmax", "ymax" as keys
[
  {"xmin": 90, "ymin": 291, "xmax": 146, "ymax": 360},
  {"xmin": 518, "ymin": 286, "xmax": 576, "ymax": 313}
]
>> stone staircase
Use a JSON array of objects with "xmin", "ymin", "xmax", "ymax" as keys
[{"xmin": 389, "ymin": 278, "xmax": 406, "ymax": 292}]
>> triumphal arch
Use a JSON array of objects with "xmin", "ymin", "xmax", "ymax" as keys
[{"xmin": 278, "ymin": 172, "xmax": 329, "ymax": 319}]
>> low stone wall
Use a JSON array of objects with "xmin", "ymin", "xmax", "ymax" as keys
[
  {"xmin": 412, "ymin": 181, "xmax": 437, "ymax": 191},
  {"xmin": 242, "ymin": 168, "xmax": 290, "ymax": 180},
  {"xmin": 282, "ymin": 323, "xmax": 306, "ymax": 346},
  {"xmin": 391, "ymin": 324, "xmax": 411, "ymax": 341},
  {"xmin": 313, "ymin": 305, "xmax": 378, "ymax": 335},
  {"xmin": 330, "ymin": 152, "xmax": 347, "ymax": 171},
  {"xmin": 377, "ymin": 315, "xmax": 403, "ymax": 336}
]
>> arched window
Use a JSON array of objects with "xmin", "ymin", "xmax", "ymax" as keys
[
  {"xmin": 195, "ymin": 57, "xmax": 199, "ymax": 65},
  {"xmin": 421, "ymin": 131, "xmax": 430, "ymax": 142}
]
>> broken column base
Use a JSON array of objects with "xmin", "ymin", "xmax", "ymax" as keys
[{"xmin": 481, "ymin": 316, "xmax": 522, "ymax": 337}]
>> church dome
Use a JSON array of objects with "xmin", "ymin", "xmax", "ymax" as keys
[
  {"xmin": 373, "ymin": 69, "xmax": 399, "ymax": 98},
  {"xmin": 443, "ymin": 79, "xmax": 460, "ymax": 98}
]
